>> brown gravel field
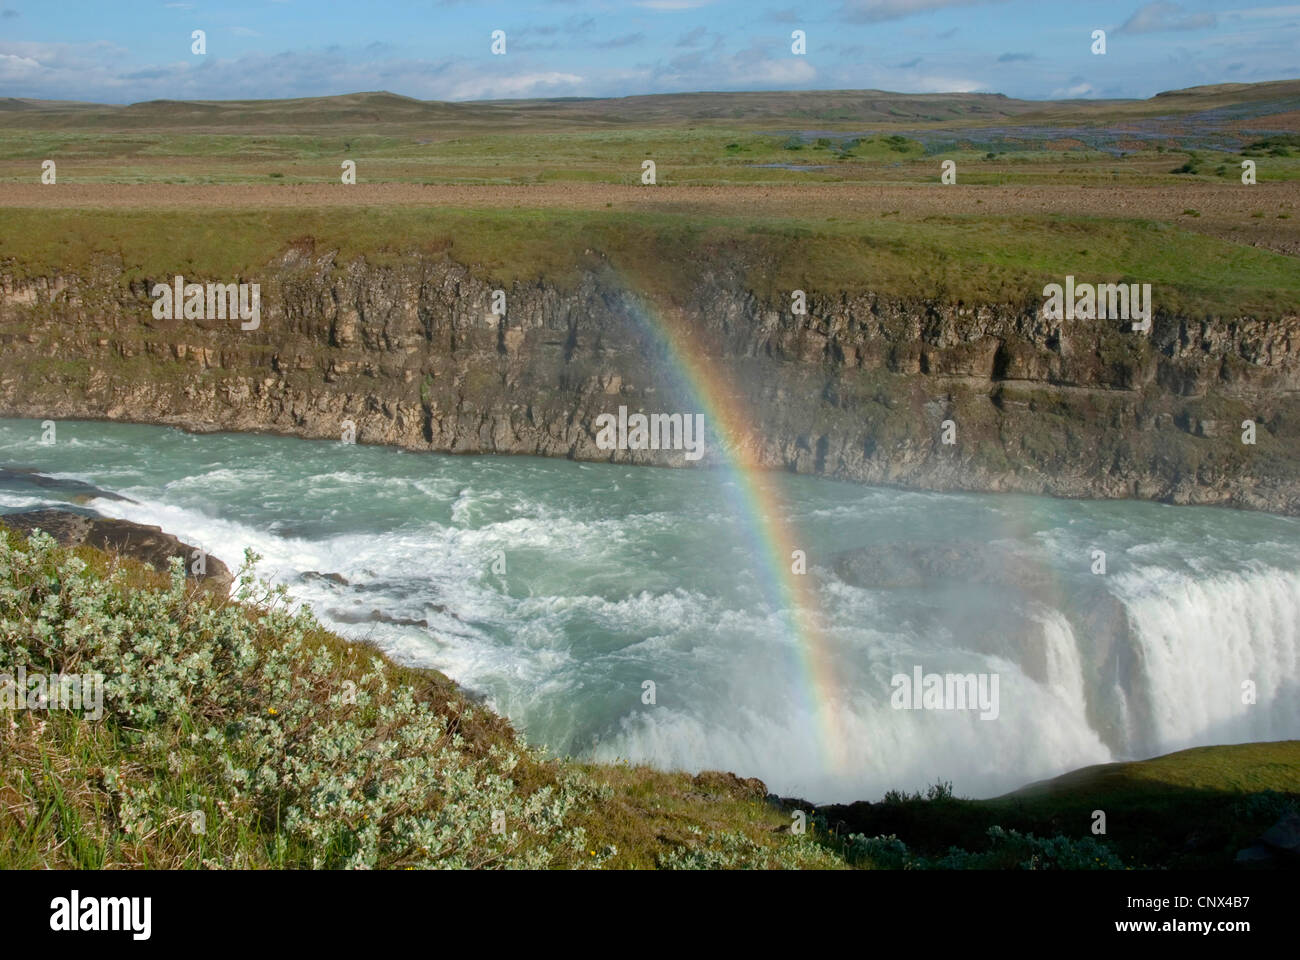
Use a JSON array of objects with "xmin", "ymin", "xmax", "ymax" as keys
[{"xmin": 3, "ymin": 180, "xmax": 1293, "ymax": 215}]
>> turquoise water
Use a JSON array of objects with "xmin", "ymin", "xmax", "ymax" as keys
[{"xmin": 3, "ymin": 417, "xmax": 1299, "ymax": 803}]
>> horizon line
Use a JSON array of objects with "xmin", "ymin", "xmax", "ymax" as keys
[{"xmin": 6, "ymin": 76, "xmax": 1299, "ymax": 111}]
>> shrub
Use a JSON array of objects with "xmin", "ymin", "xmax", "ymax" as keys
[
  {"xmin": 656, "ymin": 828, "xmax": 843, "ymax": 869},
  {"xmin": 0, "ymin": 531, "xmax": 602, "ymax": 869},
  {"xmin": 845, "ymin": 826, "xmax": 1126, "ymax": 870}
]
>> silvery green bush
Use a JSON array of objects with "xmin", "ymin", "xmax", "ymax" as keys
[
  {"xmin": 0, "ymin": 532, "xmax": 604, "ymax": 869},
  {"xmin": 655, "ymin": 826, "xmax": 845, "ymax": 869}
]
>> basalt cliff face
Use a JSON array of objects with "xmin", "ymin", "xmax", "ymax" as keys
[{"xmin": 2, "ymin": 247, "xmax": 1298, "ymax": 513}]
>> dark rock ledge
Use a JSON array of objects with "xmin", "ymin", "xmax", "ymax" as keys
[{"xmin": 1, "ymin": 508, "xmax": 233, "ymax": 595}]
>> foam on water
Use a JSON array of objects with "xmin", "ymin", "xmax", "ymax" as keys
[{"xmin": 0, "ymin": 492, "xmax": 60, "ymax": 510}]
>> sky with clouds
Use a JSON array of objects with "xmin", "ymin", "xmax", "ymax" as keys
[{"xmin": 0, "ymin": 1, "xmax": 1296, "ymax": 104}]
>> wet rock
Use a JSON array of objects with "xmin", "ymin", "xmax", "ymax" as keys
[
  {"xmin": 302, "ymin": 570, "xmax": 350, "ymax": 586},
  {"xmin": 1235, "ymin": 843, "xmax": 1279, "ymax": 867},
  {"xmin": 1260, "ymin": 811, "xmax": 1300, "ymax": 857},
  {"xmin": 0, "ymin": 467, "xmax": 135, "ymax": 503},
  {"xmin": 328, "ymin": 606, "xmax": 430, "ymax": 628},
  {"xmin": 832, "ymin": 540, "xmax": 1051, "ymax": 589}
]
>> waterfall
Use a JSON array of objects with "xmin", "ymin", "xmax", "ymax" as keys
[{"xmin": 1111, "ymin": 565, "xmax": 1300, "ymax": 756}]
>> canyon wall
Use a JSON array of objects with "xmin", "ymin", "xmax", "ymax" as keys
[{"xmin": 2, "ymin": 246, "xmax": 1299, "ymax": 513}]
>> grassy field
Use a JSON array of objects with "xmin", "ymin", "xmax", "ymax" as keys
[
  {"xmin": 3, "ymin": 123, "xmax": 1298, "ymax": 188},
  {"xmin": 1, "ymin": 81, "xmax": 1296, "ymax": 316},
  {"xmin": 2, "ymin": 201, "xmax": 1297, "ymax": 317},
  {"xmin": 2, "ymin": 81, "xmax": 1299, "ymax": 188}
]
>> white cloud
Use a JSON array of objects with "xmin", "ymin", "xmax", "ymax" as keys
[
  {"xmin": 0, "ymin": 52, "xmax": 41, "ymax": 78},
  {"xmin": 0, "ymin": 41, "xmax": 576, "ymax": 102},
  {"xmin": 910, "ymin": 74, "xmax": 984, "ymax": 92},
  {"xmin": 445, "ymin": 71, "xmax": 585, "ymax": 99},
  {"xmin": 1051, "ymin": 82, "xmax": 1097, "ymax": 98},
  {"xmin": 0, "ymin": 6, "xmax": 1290, "ymax": 106},
  {"xmin": 739, "ymin": 57, "xmax": 816, "ymax": 85},
  {"xmin": 1221, "ymin": 4, "xmax": 1300, "ymax": 18}
]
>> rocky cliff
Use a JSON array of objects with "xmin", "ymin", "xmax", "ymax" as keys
[{"xmin": 2, "ymin": 245, "xmax": 1298, "ymax": 513}]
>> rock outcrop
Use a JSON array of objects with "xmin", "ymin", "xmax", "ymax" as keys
[
  {"xmin": 0, "ymin": 508, "xmax": 233, "ymax": 594},
  {"xmin": 1236, "ymin": 811, "xmax": 1300, "ymax": 867},
  {"xmin": 0, "ymin": 467, "xmax": 134, "ymax": 503}
]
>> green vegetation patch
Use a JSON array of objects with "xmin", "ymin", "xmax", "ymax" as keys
[
  {"xmin": 821, "ymin": 745, "xmax": 1300, "ymax": 869},
  {"xmin": 2, "ymin": 206, "xmax": 1297, "ymax": 316}
]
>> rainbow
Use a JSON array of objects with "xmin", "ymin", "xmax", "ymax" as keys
[{"xmin": 614, "ymin": 283, "xmax": 851, "ymax": 775}]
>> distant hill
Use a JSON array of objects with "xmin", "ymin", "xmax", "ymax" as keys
[{"xmin": 2, "ymin": 79, "xmax": 1296, "ymax": 134}]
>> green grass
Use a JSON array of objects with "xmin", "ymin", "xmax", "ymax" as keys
[
  {"xmin": 0, "ymin": 128, "xmax": 932, "ymax": 185},
  {"xmin": 2, "ymin": 206, "xmax": 1297, "ymax": 316},
  {"xmin": 821, "ymin": 742, "xmax": 1300, "ymax": 869},
  {"xmin": 8, "ymin": 123, "xmax": 1300, "ymax": 185},
  {"xmin": 1013, "ymin": 741, "xmax": 1300, "ymax": 797}
]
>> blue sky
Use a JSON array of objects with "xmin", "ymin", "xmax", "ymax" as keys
[{"xmin": 0, "ymin": 1, "xmax": 1296, "ymax": 104}]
